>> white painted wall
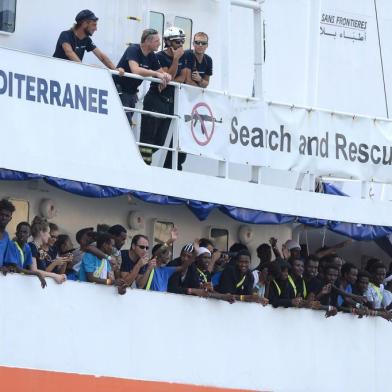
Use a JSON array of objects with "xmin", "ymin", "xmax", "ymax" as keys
[
  {"xmin": 2, "ymin": 0, "xmax": 391, "ymax": 117},
  {"xmin": 1, "ymin": 274, "xmax": 391, "ymax": 392}
]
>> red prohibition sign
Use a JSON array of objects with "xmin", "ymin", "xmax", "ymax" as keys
[{"xmin": 190, "ymin": 102, "xmax": 215, "ymax": 146}]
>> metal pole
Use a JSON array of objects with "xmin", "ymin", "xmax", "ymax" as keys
[
  {"xmin": 172, "ymin": 85, "xmax": 180, "ymax": 171},
  {"xmin": 253, "ymin": 0, "xmax": 263, "ymax": 98},
  {"xmin": 304, "ymin": 0, "xmax": 321, "ymax": 106},
  {"xmin": 219, "ymin": 0, "xmax": 231, "ymax": 92},
  {"xmin": 231, "ymin": 0, "xmax": 262, "ymax": 10}
]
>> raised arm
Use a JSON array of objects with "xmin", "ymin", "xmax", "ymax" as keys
[{"xmin": 316, "ymin": 239, "xmax": 353, "ymax": 259}]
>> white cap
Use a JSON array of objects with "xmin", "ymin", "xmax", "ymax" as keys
[
  {"xmin": 163, "ymin": 26, "xmax": 186, "ymax": 40},
  {"xmin": 197, "ymin": 247, "xmax": 211, "ymax": 257},
  {"xmin": 285, "ymin": 239, "xmax": 301, "ymax": 251}
]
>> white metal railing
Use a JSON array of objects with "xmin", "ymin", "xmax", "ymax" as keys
[
  {"xmin": 267, "ymin": 100, "xmax": 392, "ymax": 123},
  {"xmin": 109, "ymin": 70, "xmax": 392, "ymax": 201},
  {"xmin": 110, "ymin": 69, "xmax": 258, "ymax": 173},
  {"xmin": 110, "ymin": 70, "xmax": 183, "ymax": 170}
]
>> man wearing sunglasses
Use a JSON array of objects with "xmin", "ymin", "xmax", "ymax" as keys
[
  {"xmin": 185, "ymin": 32, "xmax": 213, "ymax": 88},
  {"xmin": 114, "ymin": 28, "xmax": 172, "ymax": 124},
  {"xmin": 139, "ymin": 26, "xmax": 189, "ymax": 169}
]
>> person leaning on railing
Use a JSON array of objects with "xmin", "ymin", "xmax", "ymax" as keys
[
  {"xmin": 139, "ymin": 27, "xmax": 188, "ymax": 170},
  {"xmin": 184, "ymin": 32, "xmax": 213, "ymax": 88},
  {"xmin": 113, "ymin": 29, "xmax": 171, "ymax": 126},
  {"xmin": 216, "ymin": 250, "xmax": 268, "ymax": 305},
  {"xmin": 53, "ymin": 9, "xmax": 124, "ymax": 75}
]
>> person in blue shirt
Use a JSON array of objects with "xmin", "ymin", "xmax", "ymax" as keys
[
  {"xmin": 3, "ymin": 222, "xmax": 47, "ymax": 288},
  {"xmin": 136, "ymin": 235, "xmax": 194, "ymax": 292},
  {"xmin": 0, "ymin": 198, "xmax": 15, "ymax": 268},
  {"xmin": 7, "ymin": 222, "xmax": 33, "ymax": 269},
  {"xmin": 79, "ymin": 232, "xmax": 119, "ymax": 285},
  {"xmin": 338, "ymin": 262, "xmax": 359, "ymax": 307}
]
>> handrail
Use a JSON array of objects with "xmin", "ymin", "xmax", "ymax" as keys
[
  {"xmin": 123, "ymin": 106, "xmax": 180, "ymax": 120},
  {"xmin": 109, "ymin": 69, "xmax": 260, "ymax": 101},
  {"xmin": 267, "ymin": 100, "xmax": 392, "ymax": 123},
  {"xmin": 110, "ymin": 70, "xmax": 392, "ymax": 190}
]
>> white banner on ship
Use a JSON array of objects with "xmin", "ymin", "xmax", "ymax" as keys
[{"xmin": 178, "ymin": 88, "xmax": 392, "ymax": 182}]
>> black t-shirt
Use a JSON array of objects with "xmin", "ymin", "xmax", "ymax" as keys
[
  {"xmin": 120, "ymin": 249, "xmax": 138, "ymax": 272},
  {"xmin": 184, "ymin": 50, "xmax": 213, "ymax": 77},
  {"xmin": 307, "ymin": 277, "xmax": 323, "ymax": 294},
  {"xmin": 216, "ymin": 266, "xmax": 253, "ymax": 295},
  {"xmin": 114, "ymin": 44, "xmax": 161, "ymax": 93},
  {"xmin": 53, "ymin": 29, "xmax": 96, "ymax": 60},
  {"xmin": 167, "ymin": 257, "xmax": 181, "ymax": 267},
  {"xmin": 269, "ymin": 279, "xmax": 296, "ymax": 308},
  {"xmin": 168, "ymin": 264, "xmax": 211, "ymax": 294},
  {"xmin": 148, "ymin": 50, "xmax": 188, "ymax": 99},
  {"xmin": 29, "ymin": 242, "xmax": 53, "ymax": 271},
  {"xmin": 314, "ymin": 279, "xmax": 339, "ymax": 307},
  {"xmin": 290, "ymin": 275, "xmax": 308, "ymax": 298},
  {"xmin": 306, "ymin": 277, "xmax": 339, "ymax": 306}
]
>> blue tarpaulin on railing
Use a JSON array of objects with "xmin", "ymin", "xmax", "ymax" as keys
[{"xmin": 0, "ymin": 168, "xmax": 391, "ymax": 241}]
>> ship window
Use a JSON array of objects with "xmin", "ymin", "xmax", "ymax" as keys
[
  {"xmin": 7, "ymin": 198, "xmax": 29, "ymax": 236},
  {"xmin": 150, "ymin": 11, "xmax": 164, "ymax": 50},
  {"xmin": 174, "ymin": 16, "xmax": 192, "ymax": 50},
  {"xmin": 153, "ymin": 220, "xmax": 174, "ymax": 254},
  {"xmin": 0, "ymin": 0, "xmax": 16, "ymax": 33},
  {"xmin": 210, "ymin": 228, "xmax": 228, "ymax": 252}
]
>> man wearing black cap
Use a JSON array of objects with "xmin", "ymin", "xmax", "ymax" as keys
[{"xmin": 53, "ymin": 9, "xmax": 122, "ymax": 73}]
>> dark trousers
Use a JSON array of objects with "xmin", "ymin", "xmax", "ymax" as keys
[
  {"xmin": 117, "ymin": 85, "xmax": 138, "ymax": 124},
  {"xmin": 140, "ymin": 92, "xmax": 186, "ymax": 169}
]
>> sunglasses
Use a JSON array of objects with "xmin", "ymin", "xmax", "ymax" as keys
[
  {"xmin": 136, "ymin": 244, "xmax": 149, "ymax": 250},
  {"xmin": 194, "ymin": 41, "xmax": 208, "ymax": 46},
  {"xmin": 172, "ymin": 39, "xmax": 185, "ymax": 45}
]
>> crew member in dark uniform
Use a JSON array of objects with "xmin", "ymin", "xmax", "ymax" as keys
[
  {"xmin": 139, "ymin": 26, "xmax": 189, "ymax": 169},
  {"xmin": 53, "ymin": 9, "xmax": 121, "ymax": 73},
  {"xmin": 185, "ymin": 32, "xmax": 213, "ymax": 88},
  {"xmin": 113, "ymin": 29, "xmax": 171, "ymax": 126}
]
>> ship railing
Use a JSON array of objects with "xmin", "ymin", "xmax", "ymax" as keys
[
  {"xmin": 109, "ymin": 70, "xmax": 392, "ymax": 201},
  {"xmin": 110, "ymin": 70, "xmax": 186, "ymax": 171},
  {"xmin": 110, "ymin": 69, "xmax": 261, "ymax": 175}
]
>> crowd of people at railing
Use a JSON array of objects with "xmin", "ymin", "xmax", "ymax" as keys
[
  {"xmin": 53, "ymin": 9, "xmax": 212, "ymax": 170},
  {"xmin": 1, "ymin": 198, "xmax": 392, "ymax": 321}
]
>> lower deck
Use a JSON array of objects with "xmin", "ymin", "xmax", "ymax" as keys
[{"xmin": 0, "ymin": 178, "xmax": 388, "ymax": 269}]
